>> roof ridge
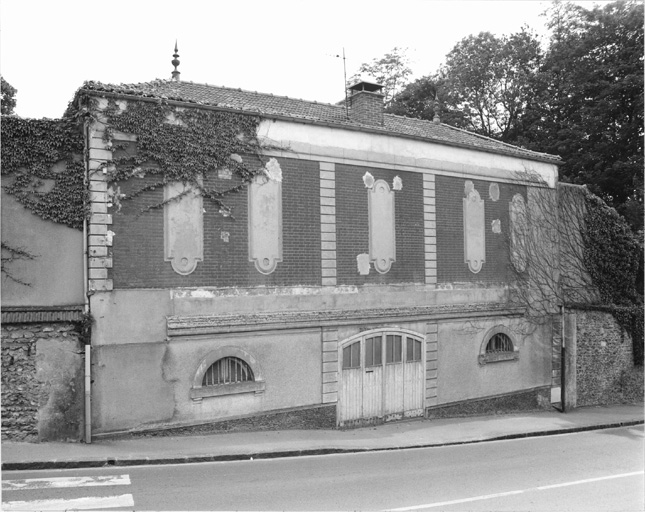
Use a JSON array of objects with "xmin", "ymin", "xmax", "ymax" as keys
[
  {"xmin": 76, "ymin": 80, "xmax": 561, "ymax": 164},
  {"xmin": 89, "ymin": 78, "xmax": 348, "ymax": 110}
]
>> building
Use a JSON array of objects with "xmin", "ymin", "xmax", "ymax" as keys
[
  {"xmin": 74, "ymin": 74, "xmax": 563, "ymax": 436},
  {"xmin": 2, "ymin": 62, "xmax": 571, "ymax": 440}
]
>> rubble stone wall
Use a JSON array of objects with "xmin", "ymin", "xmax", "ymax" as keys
[
  {"xmin": 575, "ymin": 310, "xmax": 644, "ymax": 406},
  {"xmin": 1, "ymin": 323, "xmax": 85, "ymax": 442}
]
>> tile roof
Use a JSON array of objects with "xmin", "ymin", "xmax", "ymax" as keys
[
  {"xmin": 1, "ymin": 305, "xmax": 85, "ymax": 324},
  {"xmin": 77, "ymin": 79, "xmax": 561, "ymax": 165}
]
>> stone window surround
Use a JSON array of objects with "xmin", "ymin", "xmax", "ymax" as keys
[
  {"xmin": 478, "ymin": 325, "xmax": 520, "ymax": 365},
  {"xmin": 190, "ymin": 346, "xmax": 265, "ymax": 400}
]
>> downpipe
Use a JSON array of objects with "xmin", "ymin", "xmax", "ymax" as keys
[
  {"xmin": 560, "ymin": 304, "xmax": 566, "ymax": 413},
  {"xmin": 83, "ymin": 116, "xmax": 92, "ymax": 444},
  {"xmin": 85, "ymin": 344, "xmax": 91, "ymax": 443}
]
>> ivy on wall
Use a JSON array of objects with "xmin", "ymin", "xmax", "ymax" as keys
[
  {"xmin": 1, "ymin": 117, "xmax": 86, "ymax": 230},
  {"xmin": 96, "ymin": 98, "xmax": 268, "ymax": 215},
  {"xmin": 581, "ymin": 192, "xmax": 643, "ymax": 365},
  {"xmin": 1, "ymin": 92, "xmax": 270, "ymax": 228},
  {"xmin": 583, "ymin": 193, "xmax": 641, "ymax": 304}
]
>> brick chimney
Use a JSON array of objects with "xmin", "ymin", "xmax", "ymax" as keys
[{"xmin": 348, "ymin": 81, "xmax": 384, "ymax": 127}]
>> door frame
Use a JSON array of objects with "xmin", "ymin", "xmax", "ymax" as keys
[{"xmin": 337, "ymin": 328, "xmax": 426, "ymax": 427}]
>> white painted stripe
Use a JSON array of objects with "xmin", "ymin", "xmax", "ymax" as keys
[
  {"xmin": 2, "ymin": 474, "xmax": 131, "ymax": 491},
  {"xmin": 387, "ymin": 471, "xmax": 644, "ymax": 511},
  {"xmin": 2, "ymin": 493, "xmax": 134, "ymax": 511},
  {"xmin": 535, "ymin": 471, "xmax": 644, "ymax": 491}
]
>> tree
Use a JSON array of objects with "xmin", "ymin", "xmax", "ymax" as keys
[
  {"xmin": 386, "ymin": 75, "xmax": 469, "ymax": 129},
  {"xmin": 349, "ymin": 47, "xmax": 412, "ymax": 105},
  {"xmin": 1, "ymin": 76, "xmax": 17, "ymax": 115},
  {"xmin": 435, "ymin": 29, "xmax": 543, "ymax": 142},
  {"xmin": 520, "ymin": 1, "xmax": 644, "ymax": 230}
]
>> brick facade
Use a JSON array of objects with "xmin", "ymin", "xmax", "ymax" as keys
[
  {"xmin": 435, "ymin": 175, "xmax": 526, "ymax": 284},
  {"xmin": 335, "ymin": 164, "xmax": 425, "ymax": 285},
  {"xmin": 110, "ymin": 157, "xmax": 428, "ymax": 290},
  {"xmin": 111, "ymin": 156, "xmax": 322, "ymax": 289}
]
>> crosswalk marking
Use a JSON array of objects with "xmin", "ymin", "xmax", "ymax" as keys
[
  {"xmin": 2, "ymin": 474, "xmax": 131, "ymax": 491},
  {"xmin": 1, "ymin": 493, "xmax": 135, "ymax": 511},
  {"xmin": 2, "ymin": 474, "xmax": 134, "ymax": 511}
]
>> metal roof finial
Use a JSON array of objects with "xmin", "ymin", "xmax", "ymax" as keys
[
  {"xmin": 171, "ymin": 41, "xmax": 181, "ymax": 81},
  {"xmin": 433, "ymin": 93, "xmax": 441, "ymax": 124}
]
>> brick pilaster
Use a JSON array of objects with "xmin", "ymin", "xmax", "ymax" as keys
[
  {"xmin": 87, "ymin": 99, "xmax": 114, "ymax": 292},
  {"xmin": 425, "ymin": 322, "xmax": 439, "ymax": 408},
  {"xmin": 321, "ymin": 328, "xmax": 339, "ymax": 404},
  {"xmin": 320, "ymin": 162, "xmax": 337, "ymax": 286},
  {"xmin": 423, "ymin": 173, "xmax": 437, "ymax": 286}
]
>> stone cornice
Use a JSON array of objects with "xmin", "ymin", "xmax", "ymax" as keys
[{"xmin": 167, "ymin": 303, "xmax": 524, "ymax": 337}]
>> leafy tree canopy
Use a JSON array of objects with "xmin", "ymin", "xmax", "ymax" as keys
[
  {"xmin": 374, "ymin": 0, "xmax": 644, "ymax": 231},
  {"xmin": 441, "ymin": 28, "xmax": 543, "ymax": 141},
  {"xmin": 1, "ymin": 76, "xmax": 17, "ymax": 115},
  {"xmin": 522, "ymin": 0, "xmax": 644, "ymax": 230},
  {"xmin": 387, "ymin": 29, "xmax": 543, "ymax": 142},
  {"xmin": 348, "ymin": 47, "xmax": 412, "ymax": 105}
]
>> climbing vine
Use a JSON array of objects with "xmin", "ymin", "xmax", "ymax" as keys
[
  {"xmin": 1, "ymin": 88, "xmax": 272, "ymax": 230},
  {"xmin": 506, "ymin": 178, "xmax": 643, "ymax": 364},
  {"xmin": 581, "ymin": 192, "xmax": 643, "ymax": 364},
  {"xmin": 1, "ymin": 116, "xmax": 87, "ymax": 229},
  {"xmin": 94, "ymin": 97, "xmax": 269, "ymax": 216},
  {"xmin": 0, "ymin": 242, "xmax": 37, "ymax": 286}
]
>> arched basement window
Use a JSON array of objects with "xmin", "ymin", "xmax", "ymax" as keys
[
  {"xmin": 203, "ymin": 357, "xmax": 254, "ymax": 386},
  {"xmin": 479, "ymin": 327, "xmax": 519, "ymax": 365},
  {"xmin": 486, "ymin": 333, "xmax": 514, "ymax": 354},
  {"xmin": 191, "ymin": 347, "xmax": 265, "ymax": 400}
]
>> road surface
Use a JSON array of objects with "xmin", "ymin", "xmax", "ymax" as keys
[{"xmin": 2, "ymin": 424, "xmax": 643, "ymax": 511}]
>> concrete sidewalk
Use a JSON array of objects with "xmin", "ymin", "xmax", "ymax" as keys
[{"xmin": 2, "ymin": 404, "xmax": 643, "ymax": 471}]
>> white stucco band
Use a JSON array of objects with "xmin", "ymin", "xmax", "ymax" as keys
[{"xmin": 258, "ymin": 120, "xmax": 558, "ymax": 188}]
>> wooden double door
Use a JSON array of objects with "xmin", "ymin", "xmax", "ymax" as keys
[{"xmin": 338, "ymin": 329, "xmax": 425, "ymax": 427}]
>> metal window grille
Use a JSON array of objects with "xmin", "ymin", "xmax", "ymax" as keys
[
  {"xmin": 202, "ymin": 357, "xmax": 254, "ymax": 386},
  {"xmin": 485, "ymin": 333, "xmax": 514, "ymax": 354}
]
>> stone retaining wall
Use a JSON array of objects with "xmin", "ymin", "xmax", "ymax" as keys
[
  {"xmin": 575, "ymin": 310, "xmax": 643, "ymax": 406},
  {"xmin": 104, "ymin": 404, "xmax": 337, "ymax": 439},
  {"xmin": 426, "ymin": 386, "xmax": 552, "ymax": 420},
  {"xmin": 1, "ymin": 323, "xmax": 85, "ymax": 442}
]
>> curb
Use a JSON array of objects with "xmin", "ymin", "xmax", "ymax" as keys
[{"xmin": 3, "ymin": 419, "xmax": 643, "ymax": 471}]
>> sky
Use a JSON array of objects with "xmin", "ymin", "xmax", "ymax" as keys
[{"xmin": 1, "ymin": 0, "xmax": 610, "ymax": 119}]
